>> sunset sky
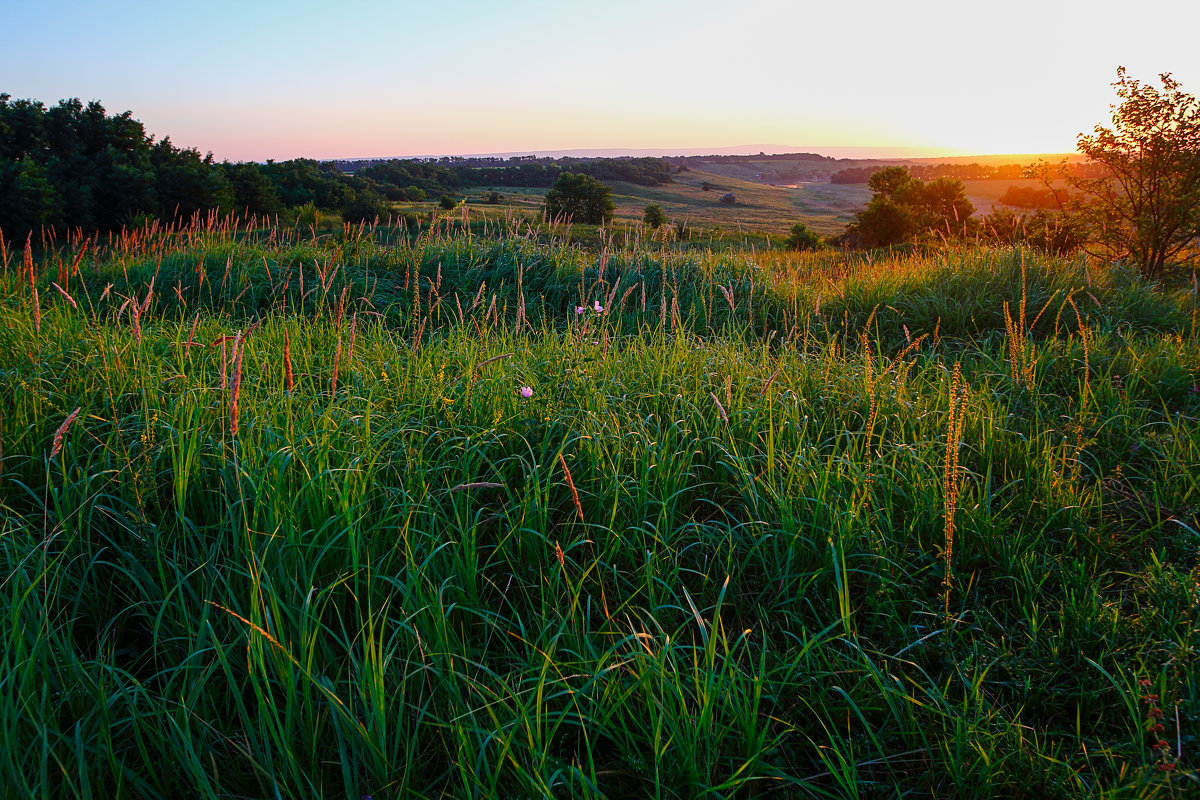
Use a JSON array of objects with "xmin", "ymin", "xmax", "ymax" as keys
[{"xmin": 5, "ymin": 0, "xmax": 1198, "ymax": 162}]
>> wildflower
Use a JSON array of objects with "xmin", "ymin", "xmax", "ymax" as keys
[
  {"xmin": 519, "ymin": 386, "xmax": 533, "ymax": 398},
  {"xmin": 575, "ymin": 305, "xmax": 585, "ymax": 314},
  {"xmin": 593, "ymin": 300, "xmax": 604, "ymax": 313}
]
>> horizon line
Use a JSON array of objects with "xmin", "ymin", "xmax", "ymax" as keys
[{"xmin": 314, "ymin": 145, "xmax": 1082, "ymax": 164}]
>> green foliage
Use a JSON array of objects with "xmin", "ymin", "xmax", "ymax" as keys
[
  {"xmin": 718, "ymin": 191, "xmax": 737, "ymax": 205},
  {"xmin": 150, "ymin": 139, "xmax": 232, "ymax": 223},
  {"xmin": 642, "ymin": 203, "xmax": 666, "ymax": 228},
  {"xmin": 292, "ymin": 200, "xmax": 320, "ymax": 229},
  {"xmin": 221, "ymin": 161, "xmax": 283, "ymax": 217},
  {"xmin": 0, "ymin": 95, "xmax": 399, "ymax": 240},
  {"xmin": 341, "ymin": 189, "xmax": 389, "ymax": 224},
  {"xmin": 998, "ymin": 184, "xmax": 1068, "ymax": 210},
  {"xmin": 0, "ymin": 158, "xmax": 62, "ymax": 235},
  {"xmin": 438, "ymin": 194, "xmax": 458, "ymax": 210},
  {"xmin": 784, "ymin": 221, "xmax": 821, "ymax": 251},
  {"xmin": 542, "ymin": 171, "xmax": 615, "ymax": 224},
  {"xmin": 981, "ymin": 206, "xmax": 1088, "ymax": 255},
  {"xmin": 1052, "ymin": 68, "xmax": 1200, "ymax": 278},
  {"xmin": 845, "ymin": 166, "xmax": 975, "ymax": 247}
]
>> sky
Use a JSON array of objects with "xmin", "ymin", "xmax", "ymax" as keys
[{"xmin": 4, "ymin": 0, "xmax": 1198, "ymax": 162}]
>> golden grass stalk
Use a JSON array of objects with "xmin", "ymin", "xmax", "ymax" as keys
[
  {"xmin": 717, "ymin": 283, "xmax": 735, "ymax": 314},
  {"xmin": 229, "ymin": 333, "xmax": 244, "ymax": 439},
  {"xmin": 51, "ymin": 282, "xmax": 77, "ymax": 310},
  {"xmin": 1067, "ymin": 294, "xmax": 1091, "ymax": 409},
  {"xmin": 65, "ymin": 238, "xmax": 90, "ymax": 289},
  {"xmin": 759, "ymin": 362, "xmax": 784, "ymax": 398},
  {"xmin": 23, "ymin": 234, "xmax": 34, "ymax": 290},
  {"xmin": 331, "ymin": 332, "xmax": 342, "ymax": 397},
  {"xmin": 709, "ymin": 392, "xmax": 729, "ymax": 424},
  {"xmin": 283, "ymin": 330, "xmax": 294, "ymax": 392},
  {"xmin": 942, "ymin": 362, "xmax": 968, "ymax": 619},
  {"xmin": 49, "ymin": 407, "xmax": 82, "ymax": 460},
  {"xmin": 558, "ymin": 452, "xmax": 584, "ymax": 522}
]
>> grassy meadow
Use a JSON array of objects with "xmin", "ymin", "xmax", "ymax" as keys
[
  {"xmin": 452, "ymin": 170, "xmax": 1050, "ymax": 238},
  {"xmin": 1, "ymin": 215, "xmax": 1199, "ymax": 798}
]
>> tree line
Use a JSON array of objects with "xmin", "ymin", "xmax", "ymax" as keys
[
  {"xmin": 0, "ymin": 96, "xmax": 675, "ymax": 242},
  {"xmin": 0, "ymin": 95, "xmax": 400, "ymax": 240}
]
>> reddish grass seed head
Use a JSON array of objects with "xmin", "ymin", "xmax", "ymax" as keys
[{"xmin": 50, "ymin": 407, "xmax": 82, "ymax": 459}]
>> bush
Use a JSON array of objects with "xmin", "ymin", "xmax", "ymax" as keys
[
  {"xmin": 438, "ymin": 195, "xmax": 458, "ymax": 210},
  {"xmin": 785, "ymin": 222, "xmax": 821, "ymax": 251},
  {"xmin": 542, "ymin": 172, "xmax": 615, "ymax": 225},
  {"xmin": 718, "ymin": 192, "xmax": 737, "ymax": 206},
  {"xmin": 293, "ymin": 201, "xmax": 320, "ymax": 229},
  {"xmin": 643, "ymin": 204, "xmax": 666, "ymax": 229},
  {"xmin": 342, "ymin": 190, "xmax": 388, "ymax": 224}
]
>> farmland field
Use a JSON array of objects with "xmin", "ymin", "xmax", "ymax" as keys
[
  {"xmin": 450, "ymin": 171, "xmax": 1059, "ymax": 238},
  {"xmin": 1, "ymin": 217, "xmax": 1198, "ymax": 798}
]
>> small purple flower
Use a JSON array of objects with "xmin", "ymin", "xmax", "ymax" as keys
[
  {"xmin": 593, "ymin": 300, "xmax": 604, "ymax": 313},
  {"xmin": 575, "ymin": 305, "xmax": 586, "ymax": 315},
  {"xmin": 519, "ymin": 386, "xmax": 533, "ymax": 398}
]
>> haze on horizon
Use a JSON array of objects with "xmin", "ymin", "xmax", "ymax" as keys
[{"xmin": 5, "ymin": 0, "xmax": 1198, "ymax": 163}]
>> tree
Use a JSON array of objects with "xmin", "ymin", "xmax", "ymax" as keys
[
  {"xmin": 785, "ymin": 222, "xmax": 821, "ymax": 251},
  {"xmin": 222, "ymin": 162, "xmax": 283, "ymax": 217},
  {"xmin": 542, "ymin": 172, "xmax": 614, "ymax": 224},
  {"xmin": 845, "ymin": 167, "xmax": 974, "ymax": 247},
  {"xmin": 342, "ymin": 188, "xmax": 389, "ymax": 224},
  {"xmin": 1048, "ymin": 68, "xmax": 1200, "ymax": 278},
  {"xmin": 643, "ymin": 204, "xmax": 666, "ymax": 228}
]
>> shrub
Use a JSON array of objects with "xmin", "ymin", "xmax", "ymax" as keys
[
  {"xmin": 293, "ymin": 201, "xmax": 320, "ymax": 229},
  {"xmin": 342, "ymin": 190, "xmax": 389, "ymax": 224},
  {"xmin": 542, "ymin": 172, "xmax": 615, "ymax": 225},
  {"xmin": 643, "ymin": 204, "xmax": 666, "ymax": 229},
  {"xmin": 785, "ymin": 222, "xmax": 821, "ymax": 251},
  {"xmin": 718, "ymin": 192, "xmax": 736, "ymax": 206}
]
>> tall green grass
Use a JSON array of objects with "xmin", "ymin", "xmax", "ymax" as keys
[{"xmin": 1, "ymin": 218, "xmax": 1197, "ymax": 798}]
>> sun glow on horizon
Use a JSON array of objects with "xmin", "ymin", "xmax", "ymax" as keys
[{"xmin": 3, "ymin": 0, "xmax": 1196, "ymax": 162}]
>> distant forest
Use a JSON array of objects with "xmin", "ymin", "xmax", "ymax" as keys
[{"xmin": 0, "ymin": 96, "xmax": 686, "ymax": 242}]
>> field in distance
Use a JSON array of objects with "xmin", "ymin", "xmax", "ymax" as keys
[{"xmin": 426, "ymin": 169, "xmax": 1054, "ymax": 238}]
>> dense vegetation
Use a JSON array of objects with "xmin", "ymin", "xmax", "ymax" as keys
[
  {"xmin": 344, "ymin": 155, "xmax": 674, "ymax": 190},
  {"xmin": 1, "ymin": 211, "xmax": 1197, "ymax": 798},
  {"xmin": 0, "ymin": 96, "xmax": 672, "ymax": 243}
]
